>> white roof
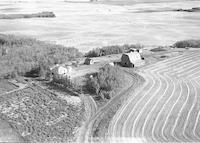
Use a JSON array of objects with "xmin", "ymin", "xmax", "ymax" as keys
[
  {"xmin": 50, "ymin": 65, "xmax": 73, "ymax": 75},
  {"xmin": 123, "ymin": 52, "xmax": 142, "ymax": 64}
]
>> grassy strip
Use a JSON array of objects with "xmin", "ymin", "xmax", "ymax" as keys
[
  {"xmin": 150, "ymin": 46, "xmax": 167, "ymax": 52},
  {"xmin": 92, "ymin": 69, "xmax": 145, "ymax": 139},
  {"xmin": 0, "ymin": 34, "xmax": 82, "ymax": 79},
  {"xmin": 0, "ymin": 12, "xmax": 55, "ymax": 19}
]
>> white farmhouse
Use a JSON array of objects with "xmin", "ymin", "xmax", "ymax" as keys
[{"xmin": 50, "ymin": 65, "xmax": 73, "ymax": 80}]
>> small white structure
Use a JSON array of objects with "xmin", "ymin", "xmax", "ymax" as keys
[
  {"xmin": 50, "ymin": 65, "xmax": 73, "ymax": 80},
  {"xmin": 121, "ymin": 52, "xmax": 142, "ymax": 67},
  {"xmin": 109, "ymin": 62, "xmax": 114, "ymax": 66},
  {"xmin": 89, "ymin": 75, "xmax": 93, "ymax": 79}
]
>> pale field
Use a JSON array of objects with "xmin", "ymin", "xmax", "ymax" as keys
[
  {"xmin": 0, "ymin": 0, "xmax": 200, "ymax": 52},
  {"xmin": 0, "ymin": 118, "xmax": 25, "ymax": 142}
]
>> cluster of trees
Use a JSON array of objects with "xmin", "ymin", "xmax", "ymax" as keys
[
  {"xmin": 0, "ymin": 34, "xmax": 82, "ymax": 79},
  {"xmin": 0, "ymin": 12, "xmax": 55, "ymax": 19},
  {"xmin": 85, "ymin": 64, "xmax": 125, "ymax": 100},
  {"xmin": 85, "ymin": 44, "xmax": 143, "ymax": 57},
  {"xmin": 173, "ymin": 39, "xmax": 200, "ymax": 48}
]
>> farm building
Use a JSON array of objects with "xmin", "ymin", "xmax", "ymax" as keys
[
  {"xmin": 109, "ymin": 62, "xmax": 114, "ymax": 66},
  {"xmin": 121, "ymin": 52, "xmax": 142, "ymax": 67},
  {"xmin": 50, "ymin": 65, "xmax": 73, "ymax": 80},
  {"xmin": 129, "ymin": 48, "xmax": 139, "ymax": 53},
  {"xmin": 84, "ymin": 58, "xmax": 94, "ymax": 65}
]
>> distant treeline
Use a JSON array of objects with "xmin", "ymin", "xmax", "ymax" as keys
[
  {"xmin": 175, "ymin": 7, "xmax": 200, "ymax": 12},
  {"xmin": 173, "ymin": 39, "xmax": 200, "ymax": 48},
  {"xmin": 0, "ymin": 34, "xmax": 82, "ymax": 79},
  {"xmin": 0, "ymin": 12, "xmax": 55, "ymax": 19},
  {"xmin": 85, "ymin": 44, "xmax": 143, "ymax": 57}
]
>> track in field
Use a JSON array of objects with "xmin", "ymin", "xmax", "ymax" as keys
[{"xmin": 108, "ymin": 51, "xmax": 200, "ymax": 143}]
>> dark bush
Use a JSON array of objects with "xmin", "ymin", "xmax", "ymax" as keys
[
  {"xmin": 84, "ymin": 65, "xmax": 125, "ymax": 100},
  {"xmin": 173, "ymin": 39, "xmax": 200, "ymax": 48}
]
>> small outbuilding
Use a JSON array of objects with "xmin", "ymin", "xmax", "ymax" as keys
[
  {"xmin": 121, "ymin": 52, "xmax": 142, "ymax": 67},
  {"xmin": 109, "ymin": 62, "xmax": 114, "ymax": 66},
  {"xmin": 50, "ymin": 65, "xmax": 73, "ymax": 80},
  {"xmin": 84, "ymin": 58, "xmax": 94, "ymax": 65}
]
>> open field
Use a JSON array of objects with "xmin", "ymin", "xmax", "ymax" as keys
[
  {"xmin": 0, "ymin": 118, "xmax": 25, "ymax": 143},
  {"xmin": 0, "ymin": 80, "xmax": 17, "ymax": 94},
  {"xmin": 0, "ymin": 0, "xmax": 200, "ymax": 52},
  {"xmin": 107, "ymin": 50, "xmax": 200, "ymax": 142}
]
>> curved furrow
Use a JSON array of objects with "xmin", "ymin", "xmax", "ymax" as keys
[
  {"xmin": 132, "ymin": 73, "xmax": 167, "ymax": 138},
  {"xmin": 183, "ymin": 79, "xmax": 200, "ymax": 141},
  {"xmin": 140, "ymin": 55, "xmax": 200, "ymax": 141},
  {"xmin": 145, "ymin": 58, "xmax": 194, "ymax": 75},
  {"xmin": 146, "ymin": 52, "xmax": 199, "ymax": 74},
  {"xmin": 146, "ymin": 52, "xmax": 200, "ymax": 76},
  {"xmin": 106, "ymin": 51, "xmax": 200, "ymax": 143},
  {"xmin": 122, "ymin": 72, "xmax": 160, "ymax": 137},
  {"xmin": 194, "ymin": 112, "xmax": 200, "ymax": 139},
  {"xmin": 82, "ymin": 71, "xmax": 140, "ymax": 143},
  {"xmin": 119, "ymin": 53, "xmax": 198, "ymax": 139},
  {"xmin": 152, "ymin": 78, "xmax": 181, "ymax": 142},
  {"xmin": 94, "ymin": 72, "xmax": 141, "ymax": 142},
  {"xmin": 151, "ymin": 74, "xmax": 175, "ymax": 142},
  {"xmin": 188, "ymin": 70, "xmax": 200, "ymax": 81},
  {"xmin": 115, "ymin": 73, "xmax": 155, "ymax": 138},
  {"xmin": 167, "ymin": 61, "xmax": 200, "ymax": 79},
  {"xmin": 141, "ymin": 73, "xmax": 172, "ymax": 142},
  {"xmin": 177, "ymin": 65, "xmax": 200, "ymax": 80},
  {"xmin": 144, "ymin": 51, "xmax": 199, "ymax": 71},
  {"xmin": 107, "ymin": 74, "xmax": 151, "ymax": 140},
  {"xmin": 144, "ymin": 51, "xmax": 198, "ymax": 71},
  {"xmin": 107, "ymin": 72, "xmax": 151, "ymax": 143},
  {"xmin": 110, "ymin": 75, "xmax": 152, "ymax": 138},
  {"xmin": 170, "ymin": 80, "xmax": 191, "ymax": 142},
  {"xmin": 153, "ymin": 59, "xmax": 200, "ymax": 142},
  {"xmin": 159, "ymin": 80, "xmax": 184, "ymax": 142},
  {"xmin": 132, "ymin": 53, "xmax": 200, "ymax": 141},
  {"xmin": 195, "ymin": 77, "xmax": 200, "ymax": 84},
  {"xmin": 193, "ymin": 80, "xmax": 200, "ymax": 139},
  {"xmin": 174, "ymin": 80, "xmax": 196, "ymax": 142}
]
